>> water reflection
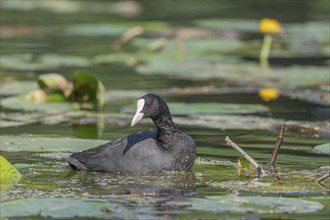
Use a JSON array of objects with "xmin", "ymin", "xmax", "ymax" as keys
[{"xmin": 65, "ymin": 171, "xmax": 196, "ymax": 197}]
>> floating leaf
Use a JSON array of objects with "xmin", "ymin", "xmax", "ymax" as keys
[
  {"xmin": 0, "ymin": 54, "xmax": 41, "ymax": 71},
  {"xmin": 285, "ymin": 21, "xmax": 330, "ymax": 44},
  {"xmin": 237, "ymin": 157, "xmax": 255, "ymax": 177},
  {"xmin": 0, "ymin": 80, "xmax": 37, "ymax": 96},
  {"xmin": 137, "ymin": 55, "xmax": 330, "ymax": 89},
  {"xmin": 70, "ymin": 71, "xmax": 105, "ymax": 110},
  {"xmin": 277, "ymin": 66, "xmax": 330, "ymax": 88},
  {"xmin": 0, "ymin": 54, "xmax": 90, "ymax": 71},
  {"xmin": 2, "ymin": 73, "xmax": 106, "ymax": 111},
  {"xmin": 133, "ymin": 37, "xmax": 243, "ymax": 55},
  {"xmin": 313, "ymin": 143, "xmax": 330, "ymax": 155},
  {"xmin": 284, "ymin": 89, "xmax": 330, "ymax": 106},
  {"xmin": 0, "ymin": 120, "xmax": 33, "ymax": 128},
  {"xmin": 182, "ymin": 194, "xmax": 324, "ymax": 214},
  {"xmin": 93, "ymin": 53, "xmax": 143, "ymax": 66},
  {"xmin": 174, "ymin": 115, "xmax": 329, "ymax": 137},
  {"xmin": 0, "ymin": 112, "xmax": 42, "ymax": 128},
  {"xmin": 196, "ymin": 19, "xmax": 259, "ymax": 32},
  {"xmin": 122, "ymin": 102, "xmax": 268, "ymax": 115},
  {"xmin": 66, "ymin": 23, "xmax": 128, "ymax": 36},
  {"xmin": 37, "ymin": 73, "xmax": 71, "ymax": 97},
  {"xmin": 39, "ymin": 54, "xmax": 90, "ymax": 68},
  {"xmin": 66, "ymin": 21, "xmax": 169, "ymax": 37},
  {"xmin": 1, "ymin": 95, "xmax": 76, "ymax": 112},
  {"xmin": 0, "ymin": 155, "xmax": 22, "ymax": 189},
  {"xmin": 0, "ymin": 135, "xmax": 107, "ymax": 152},
  {"xmin": 0, "ymin": 198, "xmax": 109, "ymax": 219},
  {"xmin": 1, "ymin": 0, "xmax": 142, "ymax": 16}
]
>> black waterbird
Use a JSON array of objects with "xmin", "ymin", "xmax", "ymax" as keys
[{"xmin": 66, "ymin": 94, "xmax": 196, "ymax": 173}]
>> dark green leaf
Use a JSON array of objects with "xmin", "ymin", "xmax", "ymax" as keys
[{"xmin": 70, "ymin": 71, "xmax": 105, "ymax": 110}]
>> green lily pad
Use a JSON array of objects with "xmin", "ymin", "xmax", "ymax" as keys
[
  {"xmin": 1, "ymin": 72, "xmax": 105, "ymax": 112},
  {"xmin": 39, "ymin": 54, "xmax": 90, "ymax": 68},
  {"xmin": 195, "ymin": 19, "xmax": 329, "ymax": 57},
  {"xmin": 1, "ymin": 95, "xmax": 77, "ymax": 112},
  {"xmin": 122, "ymin": 102, "xmax": 268, "ymax": 115},
  {"xmin": 0, "ymin": 80, "xmax": 37, "ymax": 96},
  {"xmin": 0, "ymin": 135, "xmax": 107, "ymax": 152},
  {"xmin": 1, "ymin": 0, "xmax": 142, "ymax": 16},
  {"xmin": 137, "ymin": 53, "xmax": 329, "ymax": 88},
  {"xmin": 66, "ymin": 21, "xmax": 169, "ymax": 37},
  {"xmin": 313, "ymin": 143, "xmax": 330, "ymax": 155},
  {"xmin": 0, "ymin": 112, "xmax": 42, "ymax": 128},
  {"xmin": 37, "ymin": 73, "xmax": 70, "ymax": 95},
  {"xmin": 182, "ymin": 194, "xmax": 324, "ymax": 214},
  {"xmin": 70, "ymin": 71, "xmax": 105, "ymax": 110},
  {"xmin": 127, "ymin": 21, "xmax": 170, "ymax": 32},
  {"xmin": 237, "ymin": 157, "xmax": 256, "ymax": 177},
  {"xmin": 136, "ymin": 57, "xmax": 263, "ymax": 81},
  {"xmin": 196, "ymin": 19, "xmax": 259, "ymax": 32},
  {"xmin": 277, "ymin": 66, "xmax": 330, "ymax": 88},
  {"xmin": 0, "ymin": 54, "xmax": 41, "ymax": 71},
  {"xmin": 0, "ymin": 111, "xmax": 130, "ymax": 128},
  {"xmin": 133, "ymin": 37, "xmax": 244, "ymax": 55},
  {"xmin": 0, "ymin": 155, "xmax": 22, "ymax": 189},
  {"xmin": 0, "ymin": 111, "xmax": 88, "ymax": 128},
  {"xmin": 283, "ymin": 89, "xmax": 330, "ymax": 106},
  {"xmin": 0, "ymin": 54, "xmax": 90, "ymax": 71},
  {"xmin": 0, "ymin": 119, "xmax": 34, "ymax": 128},
  {"xmin": 174, "ymin": 115, "xmax": 329, "ymax": 136},
  {"xmin": 136, "ymin": 57, "xmax": 225, "ymax": 79},
  {"xmin": 179, "ymin": 38, "xmax": 244, "ymax": 54},
  {"xmin": 105, "ymin": 89, "xmax": 148, "ymax": 102},
  {"xmin": 285, "ymin": 21, "xmax": 330, "ymax": 43},
  {"xmin": 66, "ymin": 23, "xmax": 128, "ymax": 36},
  {"xmin": 93, "ymin": 53, "xmax": 143, "ymax": 66},
  {"xmin": 0, "ymin": 198, "xmax": 109, "ymax": 219}
]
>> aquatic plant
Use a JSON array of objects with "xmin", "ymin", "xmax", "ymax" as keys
[{"xmin": 259, "ymin": 18, "xmax": 282, "ymax": 71}]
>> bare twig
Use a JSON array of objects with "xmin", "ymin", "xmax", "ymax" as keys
[
  {"xmin": 225, "ymin": 136, "xmax": 265, "ymax": 176},
  {"xmin": 315, "ymin": 172, "xmax": 330, "ymax": 183},
  {"xmin": 315, "ymin": 172, "xmax": 330, "ymax": 193},
  {"xmin": 315, "ymin": 182, "xmax": 330, "ymax": 193},
  {"xmin": 270, "ymin": 166, "xmax": 280, "ymax": 181},
  {"xmin": 269, "ymin": 125, "xmax": 285, "ymax": 180},
  {"xmin": 269, "ymin": 125, "xmax": 285, "ymax": 167}
]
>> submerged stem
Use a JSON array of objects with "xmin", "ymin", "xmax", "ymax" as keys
[{"xmin": 259, "ymin": 34, "xmax": 273, "ymax": 71}]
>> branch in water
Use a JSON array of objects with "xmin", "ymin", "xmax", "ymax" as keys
[
  {"xmin": 225, "ymin": 136, "xmax": 265, "ymax": 177},
  {"xmin": 315, "ymin": 172, "xmax": 330, "ymax": 183},
  {"xmin": 269, "ymin": 125, "xmax": 286, "ymax": 167},
  {"xmin": 269, "ymin": 124, "xmax": 286, "ymax": 180}
]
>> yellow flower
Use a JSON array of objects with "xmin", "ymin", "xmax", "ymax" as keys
[
  {"xmin": 258, "ymin": 88, "xmax": 280, "ymax": 101},
  {"xmin": 259, "ymin": 18, "xmax": 282, "ymax": 34}
]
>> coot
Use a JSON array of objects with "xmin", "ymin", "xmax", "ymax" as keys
[{"xmin": 66, "ymin": 94, "xmax": 196, "ymax": 173}]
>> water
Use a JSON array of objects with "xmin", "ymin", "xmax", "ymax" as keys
[{"xmin": 1, "ymin": 1, "xmax": 329, "ymax": 219}]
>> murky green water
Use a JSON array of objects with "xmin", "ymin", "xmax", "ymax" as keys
[{"xmin": 1, "ymin": 1, "xmax": 329, "ymax": 219}]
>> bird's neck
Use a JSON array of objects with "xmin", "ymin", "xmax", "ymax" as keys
[{"xmin": 152, "ymin": 113, "xmax": 177, "ymax": 141}]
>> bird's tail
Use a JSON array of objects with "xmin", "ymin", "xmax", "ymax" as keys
[{"xmin": 65, "ymin": 157, "xmax": 87, "ymax": 171}]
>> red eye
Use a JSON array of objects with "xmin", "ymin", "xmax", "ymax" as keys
[{"xmin": 146, "ymin": 103, "xmax": 151, "ymax": 108}]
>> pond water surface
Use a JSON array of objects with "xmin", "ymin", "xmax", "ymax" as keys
[{"xmin": 1, "ymin": 1, "xmax": 329, "ymax": 219}]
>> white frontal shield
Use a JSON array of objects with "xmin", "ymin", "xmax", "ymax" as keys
[{"xmin": 131, "ymin": 99, "xmax": 145, "ymax": 127}]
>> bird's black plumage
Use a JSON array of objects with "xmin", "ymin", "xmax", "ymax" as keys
[{"xmin": 66, "ymin": 94, "xmax": 196, "ymax": 173}]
